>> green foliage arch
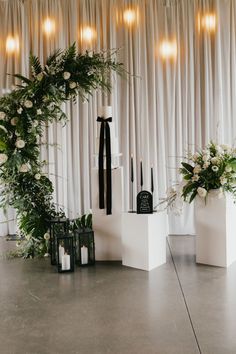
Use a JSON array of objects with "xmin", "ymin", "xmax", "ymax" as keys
[{"xmin": 0, "ymin": 44, "xmax": 124, "ymax": 257}]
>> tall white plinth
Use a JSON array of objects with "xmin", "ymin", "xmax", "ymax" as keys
[
  {"xmin": 122, "ymin": 212, "xmax": 167, "ymax": 271},
  {"xmin": 91, "ymin": 167, "xmax": 123, "ymax": 260},
  {"xmin": 195, "ymin": 191, "xmax": 236, "ymax": 267}
]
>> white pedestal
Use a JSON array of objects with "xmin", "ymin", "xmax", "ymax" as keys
[
  {"xmin": 121, "ymin": 212, "xmax": 167, "ymax": 271},
  {"xmin": 195, "ymin": 191, "xmax": 236, "ymax": 267},
  {"xmin": 91, "ymin": 167, "xmax": 123, "ymax": 260}
]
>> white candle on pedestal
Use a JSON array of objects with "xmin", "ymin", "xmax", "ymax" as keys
[
  {"xmin": 61, "ymin": 253, "xmax": 70, "ymax": 270},
  {"xmin": 81, "ymin": 245, "xmax": 88, "ymax": 265},
  {"xmin": 98, "ymin": 105, "xmax": 112, "ymax": 119},
  {"xmin": 59, "ymin": 245, "xmax": 65, "ymax": 264}
]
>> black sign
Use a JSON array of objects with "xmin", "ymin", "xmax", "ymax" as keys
[{"xmin": 137, "ymin": 190, "xmax": 153, "ymax": 214}]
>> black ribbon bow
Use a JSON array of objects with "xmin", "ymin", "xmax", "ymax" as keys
[{"xmin": 97, "ymin": 116, "xmax": 112, "ymax": 215}]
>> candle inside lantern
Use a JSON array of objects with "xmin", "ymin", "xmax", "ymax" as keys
[
  {"xmin": 131, "ymin": 154, "xmax": 134, "ymax": 182},
  {"xmin": 59, "ymin": 244, "xmax": 65, "ymax": 264},
  {"xmin": 151, "ymin": 166, "xmax": 154, "ymax": 193},
  {"xmin": 140, "ymin": 160, "xmax": 143, "ymax": 189},
  {"xmin": 81, "ymin": 245, "xmax": 88, "ymax": 265},
  {"xmin": 61, "ymin": 252, "xmax": 70, "ymax": 270}
]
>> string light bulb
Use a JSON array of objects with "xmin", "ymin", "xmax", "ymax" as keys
[
  {"xmin": 43, "ymin": 18, "xmax": 56, "ymax": 36},
  {"xmin": 123, "ymin": 9, "xmax": 136, "ymax": 25},
  {"xmin": 159, "ymin": 39, "xmax": 177, "ymax": 60},
  {"xmin": 80, "ymin": 26, "xmax": 96, "ymax": 43},
  {"xmin": 197, "ymin": 13, "xmax": 216, "ymax": 33},
  {"xmin": 6, "ymin": 35, "xmax": 19, "ymax": 54}
]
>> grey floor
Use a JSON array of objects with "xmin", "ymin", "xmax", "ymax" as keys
[{"xmin": 1, "ymin": 236, "xmax": 236, "ymax": 354}]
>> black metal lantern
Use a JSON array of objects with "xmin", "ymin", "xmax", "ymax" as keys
[
  {"xmin": 57, "ymin": 234, "xmax": 75, "ymax": 273},
  {"xmin": 74, "ymin": 228, "xmax": 95, "ymax": 266},
  {"xmin": 49, "ymin": 218, "xmax": 69, "ymax": 265}
]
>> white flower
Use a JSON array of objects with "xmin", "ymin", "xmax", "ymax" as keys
[
  {"xmin": 211, "ymin": 157, "xmax": 219, "ymax": 165},
  {"xmin": 225, "ymin": 165, "xmax": 232, "ymax": 173},
  {"xmin": 215, "ymin": 145, "xmax": 223, "ymax": 154},
  {"xmin": 11, "ymin": 117, "xmax": 18, "ymax": 126},
  {"xmin": 15, "ymin": 139, "xmax": 25, "ymax": 149},
  {"xmin": 0, "ymin": 153, "xmax": 8, "ymax": 165},
  {"xmin": 33, "ymin": 120, "xmax": 39, "ymax": 127},
  {"xmin": 48, "ymin": 103, "xmax": 55, "ymax": 111},
  {"xmin": 44, "ymin": 233, "xmax": 50, "ymax": 241},
  {"xmin": 221, "ymin": 144, "xmax": 230, "ymax": 152},
  {"xmin": 69, "ymin": 81, "xmax": 77, "ymax": 89},
  {"xmin": 220, "ymin": 176, "xmax": 227, "ymax": 185},
  {"xmin": 36, "ymin": 72, "xmax": 44, "ymax": 81},
  {"xmin": 19, "ymin": 163, "xmax": 30, "ymax": 173},
  {"xmin": 17, "ymin": 107, "xmax": 23, "ymax": 114},
  {"xmin": 0, "ymin": 125, "xmax": 7, "ymax": 134},
  {"xmin": 0, "ymin": 112, "xmax": 6, "ymax": 120},
  {"xmin": 63, "ymin": 71, "xmax": 71, "ymax": 80},
  {"xmin": 193, "ymin": 165, "xmax": 201, "ymax": 174},
  {"xmin": 202, "ymin": 154, "xmax": 210, "ymax": 162},
  {"xmin": 192, "ymin": 153, "xmax": 199, "ymax": 162},
  {"xmin": 34, "ymin": 173, "xmax": 41, "ymax": 180},
  {"xmin": 37, "ymin": 109, "xmax": 42, "ymax": 115},
  {"xmin": 192, "ymin": 175, "xmax": 199, "ymax": 182},
  {"xmin": 197, "ymin": 187, "xmax": 207, "ymax": 198},
  {"xmin": 203, "ymin": 162, "xmax": 210, "ymax": 169},
  {"xmin": 212, "ymin": 165, "xmax": 219, "ymax": 172},
  {"xmin": 24, "ymin": 100, "xmax": 33, "ymax": 108}
]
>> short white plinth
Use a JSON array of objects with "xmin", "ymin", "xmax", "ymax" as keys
[
  {"xmin": 122, "ymin": 212, "xmax": 167, "ymax": 271},
  {"xmin": 195, "ymin": 191, "xmax": 236, "ymax": 267},
  {"xmin": 91, "ymin": 167, "xmax": 123, "ymax": 261}
]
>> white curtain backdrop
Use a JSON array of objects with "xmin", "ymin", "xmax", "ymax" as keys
[{"xmin": 1, "ymin": 0, "xmax": 236, "ymax": 236}]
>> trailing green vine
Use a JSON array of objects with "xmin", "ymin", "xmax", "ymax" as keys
[{"xmin": 0, "ymin": 44, "xmax": 124, "ymax": 257}]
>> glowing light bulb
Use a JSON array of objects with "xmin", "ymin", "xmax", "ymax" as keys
[
  {"xmin": 43, "ymin": 18, "xmax": 56, "ymax": 36},
  {"xmin": 81, "ymin": 26, "xmax": 96, "ymax": 42},
  {"xmin": 202, "ymin": 13, "xmax": 216, "ymax": 32},
  {"xmin": 159, "ymin": 40, "xmax": 177, "ymax": 60},
  {"xmin": 123, "ymin": 9, "xmax": 136, "ymax": 25},
  {"xmin": 6, "ymin": 36, "xmax": 19, "ymax": 54}
]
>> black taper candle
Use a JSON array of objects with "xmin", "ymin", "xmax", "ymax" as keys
[
  {"xmin": 131, "ymin": 154, "xmax": 134, "ymax": 182},
  {"xmin": 140, "ymin": 160, "xmax": 143, "ymax": 190},
  {"xmin": 151, "ymin": 166, "xmax": 154, "ymax": 193}
]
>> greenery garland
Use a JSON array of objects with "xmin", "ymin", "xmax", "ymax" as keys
[{"xmin": 0, "ymin": 44, "xmax": 124, "ymax": 257}]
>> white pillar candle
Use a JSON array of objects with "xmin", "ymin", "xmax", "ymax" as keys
[
  {"xmin": 81, "ymin": 245, "xmax": 88, "ymax": 265},
  {"xmin": 59, "ymin": 245, "xmax": 65, "ymax": 264},
  {"xmin": 98, "ymin": 105, "xmax": 112, "ymax": 119},
  {"xmin": 61, "ymin": 253, "xmax": 70, "ymax": 270}
]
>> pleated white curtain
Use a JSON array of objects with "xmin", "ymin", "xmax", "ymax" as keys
[{"xmin": 1, "ymin": 0, "xmax": 236, "ymax": 236}]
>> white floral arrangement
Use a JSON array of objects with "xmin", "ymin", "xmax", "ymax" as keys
[{"xmin": 179, "ymin": 141, "xmax": 236, "ymax": 202}]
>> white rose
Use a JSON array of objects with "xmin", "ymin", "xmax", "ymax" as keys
[
  {"xmin": 15, "ymin": 139, "xmax": 25, "ymax": 149},
  {"xmin": 0, "ymin": 153, "xmax": 8, "ymax": 165},
  {"xmin": 192, "ymin": 153, "xmax": 199, "ymax": 162},
  {"xmin": 63, "ymin": 71, "xmax": 71, "ymax": 80},
  {"xmin": 0, "ymin": 112, "xmax": 6, "ymax": 120},
  {"xmin": 212, "ymin": 165, "xmax": 219, "ymax": 172},
  {"xmin": 193, "ymin": 165, "xmax": 201, "ymax": 174},
  {"xmin": 69, "ymin": 81, "xmax": 77, "ymax": 89},
  {"xmin": 211, "ymin": 157, "xmax": 218, "ymax": 165},
  {"xmin": 202, "ymin": 154, "xmax": 210, "ymax": 162},
  {"xmin": 19, "ymin": 164, "xmax": 30, "ymax": 173},
  {"xmin": 48, "ymin": 103, "xmax": 55, "ymax": 111},
  {"xmin": 17, "ymin": 107, "xmax": 23, "ymax": 114},
  {"xmin": 33, "ymin": 120, "xmax": 39, "ymax": 127},
  {"xmin": 192, "ymin": 175, "xmax": 199, "ymax": 182},
  {"xmin": 24, "ymin": 100, "xmax": 33, "ymax": 108},
  {"xmin": 197, "ymin": 187, "xmax": 207, "ymax": 198},
  {"xmin": 37, "ymin": 109, "xmax": 42, "ymax": 115},
  {"xmin": 34, "ymin": 173, "xmax": 41, "ymax": 180},
  {"xmin": 225, "ymin": 166, "xmax": 232, "ymax": 173},
  {"xmin": 203, "ymin": 162, "xmax": 210, "ymax": 169},
  {"xmin": 220, "ymin": 176, "xmax": 227, "ymax": 185},
  {"xmin": 36, "ymin": 72, "xmax": 44, "ymax": 81},
  {"xmin": 11, "ymin": 117, "xmax": 18, "ymax": 126}
]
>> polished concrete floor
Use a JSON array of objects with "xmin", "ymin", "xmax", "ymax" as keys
[{"xmin": 1, "ymin": 236, "xmax": 236, "ymax": 354}]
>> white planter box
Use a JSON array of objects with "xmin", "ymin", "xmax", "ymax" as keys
[
  {"xmin": 91, "ymin": 167, "xmax": 123, "ymax": 260},
  {"xmin": 195, "ymin": 191, "xmax": 236, "ymax": 267},
  {"xmin": 122, "ymin": 212, "xmax": 167, "ymax": 271}
]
